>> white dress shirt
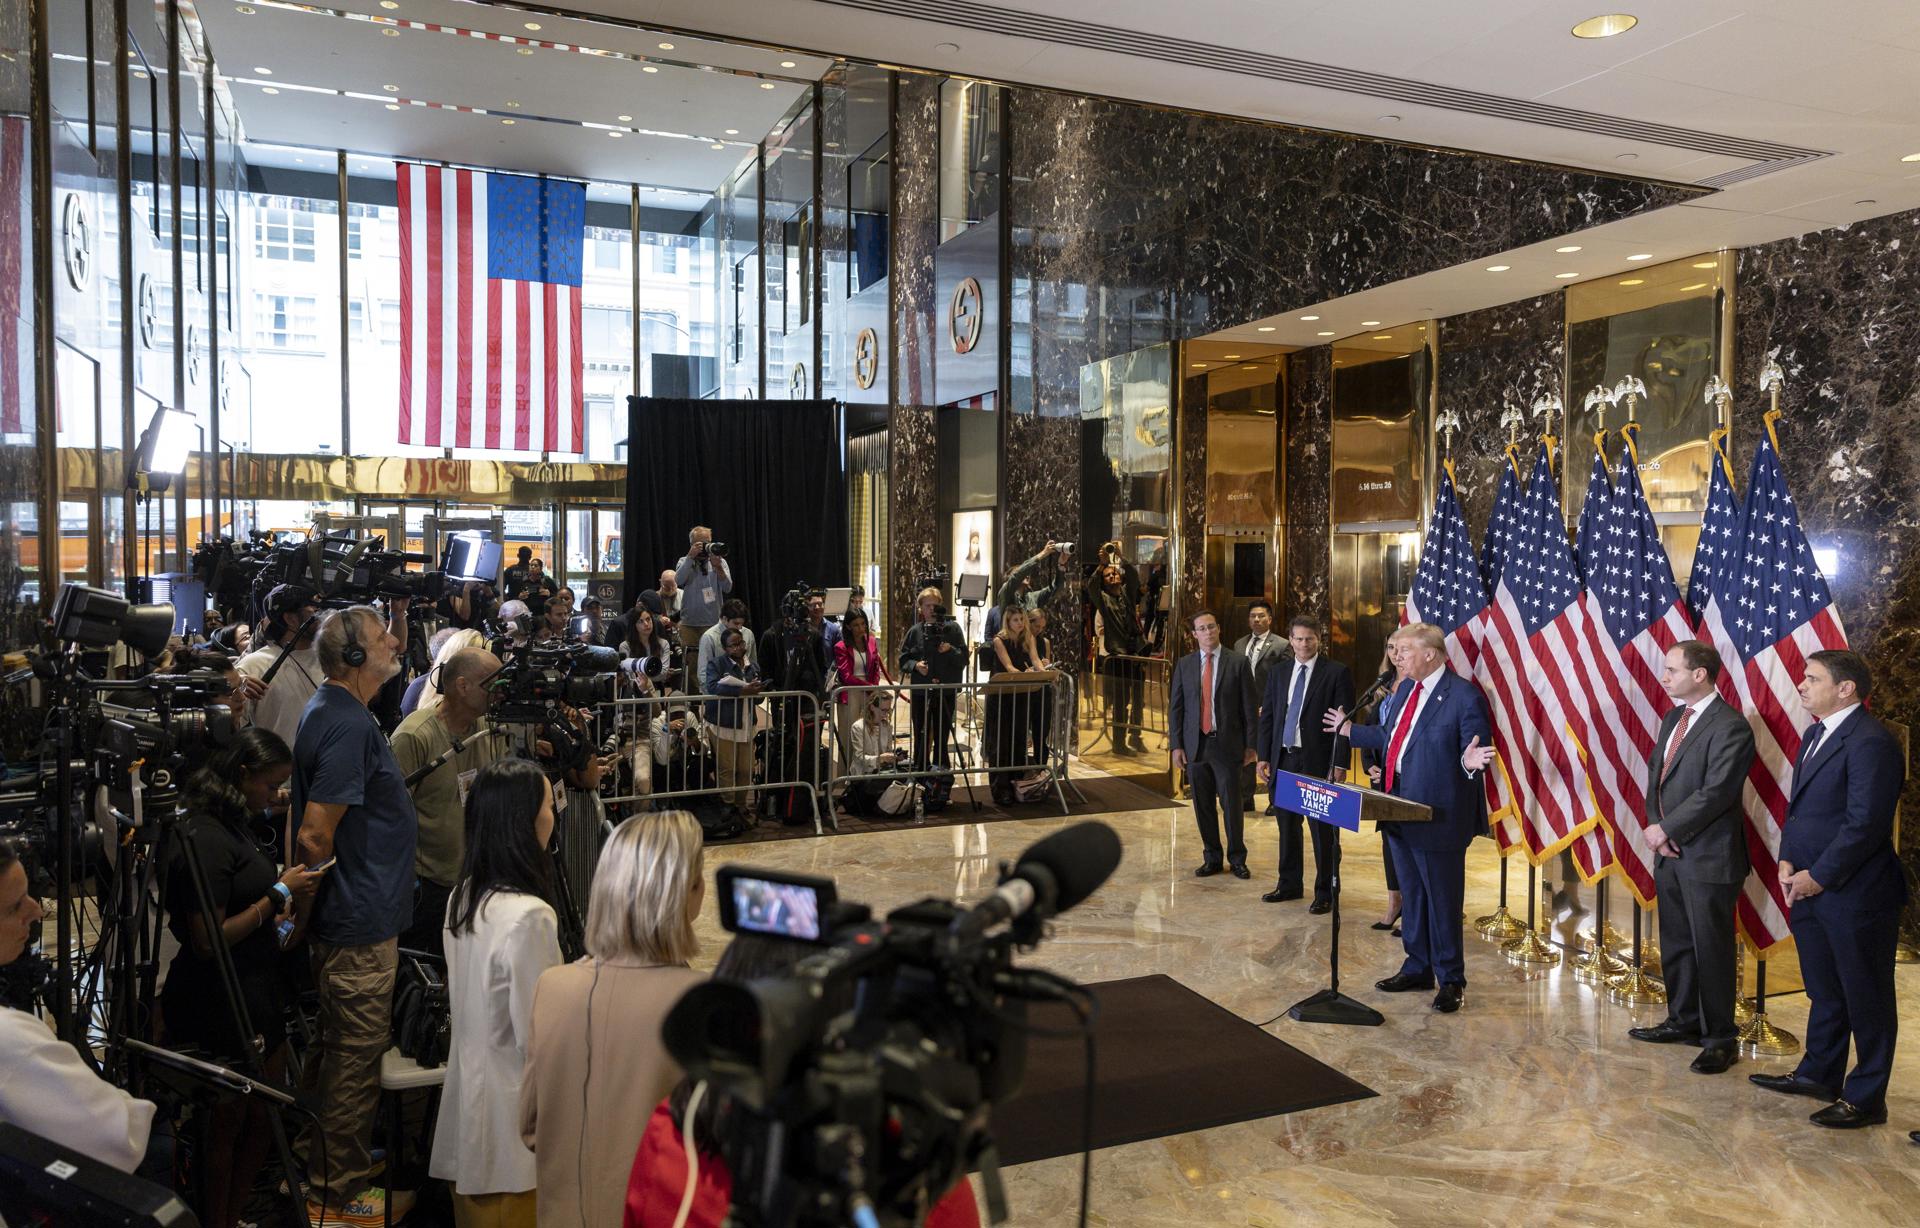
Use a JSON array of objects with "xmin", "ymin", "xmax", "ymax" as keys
[
  {"xmin": 1804, "ymin": 702, "xmax": 1861, "ymax": 757},
  {"xmin": 0, "ymin": 1006, "xmax": 155, "ymax": 1173},
  {"xmin": 1661, "ymin": 691, "xmax": 1720, "ymax": 766},
  {"xmin": 1281, "ymin": 655, "xmax": 1317, "ymax": 748}
]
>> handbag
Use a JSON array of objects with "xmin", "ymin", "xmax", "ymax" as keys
[
  {"xmin": 876, "ymin": 779, "xmax": 920, "ymax": 816},
  {"xmin": 391, "ymin": 948, "xmax": 451, "ymax": 1068}
]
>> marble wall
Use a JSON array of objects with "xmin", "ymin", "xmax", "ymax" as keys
[
  {"xmin": 1733, "ymin": 206, "xmax": 1920, "ymax": 857},
  {"xmin": 886, "ymin": 73, "xmax": 940, "ymax": 651},
  {"xmin": 1283, "ymin": 348, "xmax": 1334, "ymax": 627},
  {"xmin": 1435, "ymin": 294, "xmax": 1567, "ymax": 540}
]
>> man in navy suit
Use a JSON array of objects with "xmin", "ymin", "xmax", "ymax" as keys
[
  {"xmin": 1750, "ymin": 649, "xmax": 1907, "ymax": 1128},
  {"xmin": 1325, "ymin": 623, "xmax": 1494, "ymax": 1013}
]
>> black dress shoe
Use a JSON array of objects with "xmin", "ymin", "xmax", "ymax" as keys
[
  {"xmin": 1111, "ymin": 741, "xmax": 1138, "ymax": 756},
  {"xmin": 1263, "ymin": 886, "xmax": 1303, "ymax": 902},
  {"xmin": 1749, "ymin": 1072, "xmax": 1841, "ymax": 1101},
  {"xmin": 1375, "ymin": 972, "xmax": 1435, "ymax": 993},
  {"xmin": 1432, "ymin": 984, "xmax": 1463, "ymax": 1013},
  {"xmin": 1811, "ymin": 1100, "xmax": 1887, "ymax": 1128},
  {"xmin": 1195, "ymin": 862, "xmax": 1224, "ymax": 878},
  {"xmin": 1628, "ymin": 1021, "xmax": 1702, "ymax": 1045},
  {"xmin": 1691, "ymin": 1047, "xmax": 1736, "ymax": 1074},
  {"xmin": 1908, "ymin": 1130, "xmax": 1920, "ymax": 1145},
  {"xmin": 1230, "ymin": 863, "xmax": 1251, "ymax": 879},
  {"xmin": 1308, "ymin": 898, "xmax": 1331, "ymax": 915},
  {"xmin": 1370, "ymin": 917, "xmax": 1399, "ymax": 931}
]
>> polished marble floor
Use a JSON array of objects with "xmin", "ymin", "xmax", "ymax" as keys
[{"xmin": 691, "ymin": 789, "xmax": 1920, "ymax": 1227}]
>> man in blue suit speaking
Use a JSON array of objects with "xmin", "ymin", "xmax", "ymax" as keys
[
  {"xmin": 1325, "ymin": 623, "xmax": 1495, "ymax": 1013},
  {"xmin": 1750, "ymin": 649, "xmax": 1907, "ymax": 1128}
]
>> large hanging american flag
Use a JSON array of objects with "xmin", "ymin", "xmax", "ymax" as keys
[
  {"xmin": 1405, "ymin": 466, "xmax": 1485, "ymax": 679},
  {"xmin": 1565, "ymin": 444, "xmax": 1622, "ymax": 883},
  {"xmin": 1472, "ymin": 448, "xmax": 1529, "ymax": 851},
  {"xmin": 397, "ymin": 162, "xmax": 585, "ymax": 453},
  {"xmin": 1479, "ymin": 447, "xmax": 1525, "ymax": 593},
  {"xmin": 1474, "ymin": 445, "xmax": 1603, "ymax": 860},
  {"xmin": 1719, "ymin": 429, "xmax": 1846, "ymax": 953},
  {"xmin": 1573, "ymin": 429, "xmax": 1692, "ymax": 904}
]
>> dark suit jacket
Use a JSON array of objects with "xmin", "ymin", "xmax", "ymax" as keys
[
  {"xmin": 1255, "ymin": 655, "xmax": 1355, "ymax": 780},
  {"xmin": 1781, "ymin": 707, "xmax": 1908, "ymax": 912},
  {"xmin": 1168, "ymin": 647, "xmax": 1258, "ymax": 760},
  {"xmin": 1348, "ymin": 670, "xmax": 1491, "ymax": 852},
  {"xmin": 1645, "ymin": 697, "xmax": 1757, "ymax": 885},
  {"xmin": 1233, "ymin": 632, "xmax": 1288, "ymax": 707}
]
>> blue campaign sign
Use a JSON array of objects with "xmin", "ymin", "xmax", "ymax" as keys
[{"xmin": 1271, "ymin": 770, "xmax": 1363, "ymax": 832}]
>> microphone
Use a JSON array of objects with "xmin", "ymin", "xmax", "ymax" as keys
[{"xmin": 951, "ymin": 821, "xmax": 1123, "ymax": 943}]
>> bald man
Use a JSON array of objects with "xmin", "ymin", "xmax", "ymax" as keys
[{"xmin": 390, "ymin": 646, "xmax": 505, "ymax": 956}]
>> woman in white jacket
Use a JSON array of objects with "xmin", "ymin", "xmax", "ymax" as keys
[{"xmin": 430, "ymin": 758, "xmax": 564, "ymax": 1227}]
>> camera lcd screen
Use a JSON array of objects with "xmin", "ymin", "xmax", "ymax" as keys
[
  {"xmin": 444, "ymin": 533, "xmax": 503, "ymax": 584},
  {"xmin": 720, "ymin": 868, "xmax": 833, "ymax": 941}
]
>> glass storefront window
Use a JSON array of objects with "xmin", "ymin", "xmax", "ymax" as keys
[
  {"xmin": 848, "ymin": 134, "xmax": 890, "ymax": 296},
  {"xmin": 938, "ymin": 79, "xmax": 1002, "ymax": 243},
  {"xmin": 236, "ymin": 145, "xmax": 342, "ymax": 455}
]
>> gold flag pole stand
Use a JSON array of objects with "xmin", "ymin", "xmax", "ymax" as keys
[
  {"xmin": 1607, "ymin": 898, "xmax": 1666, "ymax": 1005},
  {"xmin": 1573, "ymin": 879, "xmax": 1630, "ymax": 982},
  {"xmin": 1737, "ymin": 955, "xmax": 1801, "ymax": 1057},
  {"xmin": 1476, "ymin": 854, "xmax": 1528, "ymax": 940},
  {"xmin": 1733, "ymin": 941, "xmax": 1754, "ymax": 1026},
  {"xmin": 1504, "ymin": 861, "xmax": 1561, "ymax": 965}
]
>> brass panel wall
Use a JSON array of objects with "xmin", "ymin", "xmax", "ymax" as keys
[{"xmin": 1330, "ymin": 332, "xmax": 1433, "ymax": 526}]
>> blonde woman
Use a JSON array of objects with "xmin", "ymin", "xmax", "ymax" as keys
[
  {"xmin": 518, "ymin": 812, "xmax": 706, "ymax": 1228},
  {"xmin": 416, "ymin": 627, "xmax": 489, "ymax": 717}
]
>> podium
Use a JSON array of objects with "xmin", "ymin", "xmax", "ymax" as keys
[{"xmin": 1269, "ymin": 770, "xmax": 1431, "ymax": 1026}]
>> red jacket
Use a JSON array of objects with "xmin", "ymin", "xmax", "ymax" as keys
[
  {"xmin": 624, "ymin": 1099, "xmax": 980, "ymax": 1227},
  {"xmin": 832, "ymin": 635, "xmax": 889, "ymax": 706}
]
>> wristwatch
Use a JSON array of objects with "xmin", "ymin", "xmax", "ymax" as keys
[{"xmin": 270, "ymin": 882, "xmax": 293, "ymax": 911}]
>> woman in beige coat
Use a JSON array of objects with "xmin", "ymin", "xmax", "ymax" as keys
[{"xmin": 518, "ymin": 811, "xmax": 706, "ymax": 1228}]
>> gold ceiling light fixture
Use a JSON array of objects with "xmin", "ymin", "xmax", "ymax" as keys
[
  {"xmin": 1571, "ymin": 14, "xmax": 1637, "ymax": 38},
  {"xmin": 382, "ymin": 27, "xmax": 400, "ymax": 37},
  {"xmin": 1190, "ymin": 362, "xmax": 1206, "ymax": 369},
  {"xmin": 1222, "ymin": 354, "xmax": 1241, "ymax": 360},
  {"xmin": 1372, "ymin": 334, "xmax": 1392, "ymax": 340}
]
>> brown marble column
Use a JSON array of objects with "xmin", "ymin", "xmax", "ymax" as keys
[
  {"xmin": 886, "ymin": 73, "xmax": 940, "ymax": 652},
  {"xmin": 1435, "ymin": 294, "xmax": 1566, "ymax": 540},
  {"xmin": 1283, "ymin": 348, "xmax": 1333, "ymax": 627}
]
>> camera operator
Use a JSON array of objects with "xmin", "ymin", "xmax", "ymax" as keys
[
  {"xmin": 899, "ymin": 587, "xmax": 967, "ymax": 773},
  {"xmin": 0, "ymin": 840, "xmax": 159, "ymax": 1175},
  {"xmin": 391, "ymin": 646, "xmax": 505, "ymax": 957},
  {"xmin": 289, "ymin": 606, "xmax": 419, "ymax": 1227},
  {"xmin": 235, "ymin": 584, "xmax": 320, "ymax": 749},
  {"xmin": 430, "ymin": 759, "xmax": 564, "ymax": 1228},
  {"xmin": 180, "ymin": 646, "xmax": 255, "ymax": 726},
  {"xmin": 440, "ymin": 578, "xmax": 498, "ymax": 632},
  {"xmin": 673, "ymin": 526, "xmax": 733, "ymax": 658},
  {"xmin": 622, "ymin": 931, "xmax": 982, "ymax": 1228},
  {"xmin": 160, "ymin": 728, "xmax": 324, "ymax": 1228},
  {"xmin": 1091, "ymin": 556, "xmax": 1149, "ymax": 756},
  {"xmin": 987, "ymin": 541, "xmax": 1073, "ymax": 640},
  {"xmin": 704, "ymin": 627, "xmax": 765, "ymax": 823},
  {"xmin": 805, "ymin": 589, "xmax": 837, "ymax": 655},
  {"xmin": 579, "ymin": 594, "xmax": 607, "ymax": 646},
  {"xmin": 648, "ymin": 697, "xmax": 708, "ymax": 798},
  {"xmin": 655, "ymin": 567, "xmax": 684, "ymax": 620},
  {"xmin": 696, "ymin": 599, "xmax": 755, "ymax": 697}
]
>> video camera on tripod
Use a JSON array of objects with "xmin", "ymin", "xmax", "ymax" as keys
[
  {"xmin": 191, "ymin": 528, "xmax": 447, "ymax": 623},
  {"xmin": 660, "ymin": 821, "xmax": 1122, "ymax": 1228}
]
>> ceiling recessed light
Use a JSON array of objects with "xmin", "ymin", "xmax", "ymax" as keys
[
  {"xmin": 1317, "ymin": 330, "xmax": 1336, "ymax": 337},
  {"xmin": 608, "ymin": 131, "xmax": 622, "ymax": 138},
  {"xmin": 643, "ymin": 65, "xmax": 658, "ymax": 73},
  {"xmin": 517, "ymin": 47, "xmax": 533, "ymax": 55},
  {"xmin": 1618, "ymin": 278, "xmax": 1645, "ymax": 286},
  {"xmin": 383, "ymin": 83, "xmax": 398, "ymax": 91},
  {"xmin": 1903, "ymin": 152, "xmax": 1920, "ymax": 163},
  {"xmin": 1679, "ymin": 282, "xmax": 1708, "ymax": 291},
  {"xmin": 711, "ymin": 142, "xmax": 725, "ymax": 149},
  {"xmin": 826, "ymin": 141, "xmax": 840, "ymax": 149},
  {"xmin": 1256, "ymin": 326, "xmax": 1276, "ymax": 332},
  {"xmin": 1856, "ymin": 198, "xmax": 1878, "ymax": 206},
  {"xmin": 377, "ymin": 0, "xmax": 397, "ymax": 7},
  {"xmin": 1556, "ymin": 271, "xmax": 1580, "ymax": 279},
  {"xmin": 382, "ymin": 27, "xmax": 400, "ymax": 36},
  {"xmin": 1222, "ymin": 354, "xmax": 1241, "ymax": 360},
  {"xmin": 658, "ymin": 42, "xmax": 675, "ymax": 50},
  {"xmin": 1300, "ymin": 314, "xmax": 1320, "ymax": 321},
  {"xmin": 505, "ymin": 100, "xmax": 520, "ymax": 108},
  {"xmin": 1486, "ymin": 264, "xmax": 1510, "ymax": 272},
  {"xmin": 780, "ymin": 60, "xmax": 797, "ymax": 68},
  {"xmin": 1571, "ymin": 14, "xmax": 1638, "ymax": 39},
  {"xmin": 385, "ymin": 103, "xmax": 400, "ymax": 110},
  {"xmin": 254, "ymin": 66, "xmax": 272, "ymax": 75},
  {"xmin": 1190, "ymin": 362, "xmax": 1206, "ymax": 369},
  {"xmin": 724, "ymin": 128, "xmax": 739, "ymax": 135},
  {"xmin": 501, "ymin": 118, "xmax": 515, "ymax": 125},
  {"xmin": 1361, "ymin": 320, "xmax": 1381, "ymax": 327},
  {"xmin": 1555, "ymin": 245, "xmax": 1582, "ymax": 253},
  {"xmin": 1240, "ymin": 365, "xmax": 1258, "ymax": 370},
  {"xmin": 935, "ymin": 41, "xmax": 960, "ymax": 53},
  {"xmin": 1377, "ymin": 114, "xmax": 1401, "ymax": 123},
  {"xmin": 618, "ymin": 114, "xmax": 633, "ymax": 121},
  {"xmin": 760, "ymin": 81, "xmax": 776, "ymax": 89},
  {"xmin": 523, "ymin": 22, "xmax": 541, "ymax": 31},
  {"xmin": 1627, "ymin": 252, "xmax": 1653, "ymax": 261},
  {"xmin": 1372, "ymin": 334, "xmax": 1392, "ymax": 340},
  {"xmin": 261, "ymin": 85, "xmax": 278, "ymax": 93},
  {"xmin": 236, "ymin": 3, "xmax": 257, "ymax": 11}
]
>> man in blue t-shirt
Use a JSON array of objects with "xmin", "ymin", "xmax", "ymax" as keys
[{"xmin": 291, "ymin": 604, "xmax": 418, "ymax": 1226}]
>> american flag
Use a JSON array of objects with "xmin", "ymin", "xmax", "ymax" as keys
[
  {"xmin": 1, "ymin": 117, "xmax": 25, "ymax": 436},
  {"xmin": 398, "ymin": 162, "xmax": 585, "ymax": 453},
  {"xmin": 1479, "ymin": 447, "xmax": 1525, "ymax": 593},
  {"xmin": 1688, "ymin": 433, "xmax": 1742, "ymax": 631},
  {"xmin": 1471, "ymin": 449, "xmax": 1529, "ymax": 850},
  {"xmin": 1565, "ymin": 446, "xmax": 1622, "ymax": 883},
  {"xmin": 1572, "ymin": 430, "xmax": 1693, "ymax": 903},
  {"xmin": 1405, "ymin": 467, "xmax": 1486, "ymax": 678},
  {"xmin": 1473, "ymin": 445, "xmax": 1604, "ymax": 860},
  {"xmin": 1719, "ymin": 432, "xmax": 1846, "ymax": 953}
]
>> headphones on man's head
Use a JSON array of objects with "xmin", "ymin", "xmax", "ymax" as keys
[{"xmin": 341, "ymin": 610, "xmax": 368, "ymax": 668}]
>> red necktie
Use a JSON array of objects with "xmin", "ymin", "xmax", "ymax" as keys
[
  {"xmin": 1200, "ymin": 652, "xmax": 1214, "ymax": 735},
  {"xmin": 1383, "ymin": 680, "xmax": 1424, "ymax": 793},
  {"xmin": 1657, "ymin": 705, "xmax": 1692, "ymax": 819}
]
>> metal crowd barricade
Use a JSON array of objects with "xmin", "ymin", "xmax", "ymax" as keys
[
  {"xmin": 598, "ymin": 688, "xmax": 830, "ymax": 834},
  {"xmin": 1079, "ymin": 651, "xmax": 1170, "ymax": 756},
  {"xmin": 822, "ymin": 676, "xmax": 1078, "ymax": 826}
]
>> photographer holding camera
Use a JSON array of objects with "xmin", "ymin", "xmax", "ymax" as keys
[
  {"xmin": 0, "ymin": 840, "xmax": 159, "ymax": 1177},
  {"xmin": 1091, "ymin": 550, "xmax": 1149, "ymax": 756},
  {"xmin": 988, "ymin": 541, "xmax": 1073, "ymax": 640},
  {"xmin": 440, "ymin": 578, "xmax": 498, "ymax": 632},
  {"xmin": 899, "ymin": 587, "xmax": 967, "ymax": 773},
  {"xmin": 391, "ymin": 646, "xmax": 506, "ymax": 957},
  {"xmin": 674, "ymin": 526, "xmax": 734, "ymax": 657},
  {"xmin": 289, "ymin": 606, "xmax": 419, "ymax": 1227}
]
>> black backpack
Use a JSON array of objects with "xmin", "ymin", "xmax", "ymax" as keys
[{"xmin": 391, "ymin": 949, "xmax": 451, "ymax": 1069}]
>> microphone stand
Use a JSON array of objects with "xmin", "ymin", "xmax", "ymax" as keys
[{"xmin": 1287, "ymin": 671, "xmax": 1394, "ymax": 1028}]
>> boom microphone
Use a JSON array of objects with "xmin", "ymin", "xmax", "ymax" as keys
[{"xmin": 951, "ymin": 821, "xmax": 1123, "ymax": 943}]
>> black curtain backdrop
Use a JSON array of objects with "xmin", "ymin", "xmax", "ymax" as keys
[{"xmin": 624, "ymin": 397, "xmax": 849, "ymax": 623}]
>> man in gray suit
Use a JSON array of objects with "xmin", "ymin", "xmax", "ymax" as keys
[
  {"xmin": 1629, "ymin": 639, "xmax": 1757, "ymax": 1073},
  {"xmin": 1233, "ymin": 600, "xmax": 1287, "ymax": 813},
  {"xmin": 1169, "ymin": 609, "xmax": 1259, "ymax": 878}
]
